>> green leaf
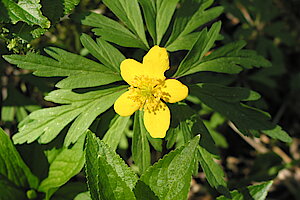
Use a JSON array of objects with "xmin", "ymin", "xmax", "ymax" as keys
[
  {"xmin": 190, "ymin": 84, "xmax": 275, "ymax": 134},
  {"xmin": 168, "ymin": 104, "xmax": 227, "ymax": 193},
  {"xmin": 180, "ymin": 57, "xmax": 243, "ymax": 76},
  {"xmin": 3, "ymin": 47, "xmax": 122, "ymax": 89},
  {"xmin": 137, "ymin": 0, "xmax": 156, "ymax": 42},
  {"xmin": 63, "ymin": 0, "xmax": 80, "ymax": 14},
  {"xmin": 102, "ymin": 0, "xmax": 148, "ymax": 48},
  {"xmin": 132, "ymin": 111, "xmax": 151, "ymax": 174},
  {"xmin": 146, "ymin": 132, "xmax": 163, "ymax": 152},
  {"xmin": 1, "ymin": 106, "xmax": 15, "ymax": 122},
  {"xmin": 85, "ymin": 131, "xmax": 138, "ymax": 200},
  {"xmin": 169, "ymin": 104, "xmax": 219, "ymax": 156},
  {"xmin": 180, "ymin": 40, "xmax": 272, "ymax": 75},
  {"xmin": 166, "ymin": 0, "xmax": 204, "ymax": 46},
  {"xmin": 156, "ymin": 0, "xmax": 180, "ymax": 45},
  {"xmin": 74, "ymin": 192, "xmax": 92, "ymax": 200},
  {"xmin": 194, "ymin": 84, "xmax": 261, "ymax": 103},
  {"xmin": 0, "ymin": 128, "xmax": 38, "ymax": 189},
  {"xmin": 41, "ymin": 0, "xmax": 79, "ymax": 24},
  {"xmin": 80, "ymin": 34, "xmax": 125, "ymax": 72},
  {"xmin": 263, "ymin": 125, "xmax": 292, "ymax": 143},
  {"xmin": 2, "ymin": 86, "xmax": 39, "ymax": 122},
  {"xmin": 0, "ymin": 176, "xmax": 26, "ymax": 200},
  {"xmin": 197, "ymin": 146, "xmax": 228, "ymax": 195},
  {"xmin": 1, "ymin": 0, "xmax": 50, "ymax": 28},
  {"xmin": 63, "ymin": 89, "xmax": 125, "ymax": 146},
  {"xmin": 138, "ymin": 135, "xmax": 200, "ymax": 200},
  {"xmin": 133, "ymin": 181, "xmax": 159, "ymax": 200},
  {"xmin": 217, "ymin": 181, "xmax": 273, "ymax": 200},
  {"xmin": 51, "ymin": 182, "xmax": 87, "ymax": 200},
  {"xmin": 38, "ymin": 134, "xmax": 86, "ymax": 198},
  {"xmin": 203, "ymin": 113, "xmax": 228, "ymax": 148},
  {"xmin": 102, "ymin": 115, "xmax": 131, "ymax": 151},
  {"xmin": 166, "ymin": 32, "xmax": 199, "ymax": 52},
  {"xmin": 181, "ymin": 6, "xmax": 223, "ymax": 38},
  {"xmin": 175, "ymin": 21, "xmax": 222, "ymax": 77},
  {"xmin": 16, "ymin": 107, "xmax": 28, "ymax": 122},
  {"xmin": 3, "ymin": 22, "xmax": 47, "ymax": 42},
  {"xmin": 80, "ymin": 12, "xmax": 147, "ymax": 49},
  {"xmin": 12, "ymin": 86, "xmax": 126, "ymax": 145},
  {"xmin": 166, "ymin": 0, "xmax": 223, "ymax": 48}
]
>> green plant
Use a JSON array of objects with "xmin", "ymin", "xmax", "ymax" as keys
[{"xmin": 0, "ymin": 0, "xmax": 295, "ymax": 199}]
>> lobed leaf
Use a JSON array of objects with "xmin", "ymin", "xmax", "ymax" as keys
[
  {"xmin": 12, "ymin": 86, "xmax": 126, "ymax": 145},
  {"xmin": 175, "ymin": 38, "xmax": 271, "ymax": 77},
  {"xmin": 181, "ymin": 40, "xmax": 271, "ymax": 76},
  {"xmin": 166, "ymin": 32, "xmax": 199, "ymax": 52},
  {"xmin": 166, "ymin": 0, "xmax": 205, "ymax": 46},
  {"xmin": 80, "ymin": 12, "xmax": 147, "ymax": 49},
  {"xmin": 166, "ymin": 0, "xmax": 223, "ymax": 49},
  {"xmin": 175, "ymin": 21, "xmax": 222, "ymax": 77},
  {"xmin": 190, "ymin": 84, "xmax": 277, "ymax": 134},
  {"xmin": 202, "ymin": 41, "xmax": 272, "ymax": 69},
  {"xmin": 3, "ymin": 47, "xmax": 122, "ymax": 89},
  {"xmin": 102, "ymin": 0, "xmax": 148, "ymax": 48},
  {"xmin": 80, "ymin": 34, "xmax": 125, "ymax": 72}
]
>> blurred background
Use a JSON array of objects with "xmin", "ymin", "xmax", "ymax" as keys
[{"xmin": 1, "ymin": 0, "xmax": 300, "ymax": 199}]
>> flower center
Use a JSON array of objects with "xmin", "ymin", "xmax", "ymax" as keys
[{"xmin": 128, "ymin": 75, "xmax": 170, "ymax": 114}]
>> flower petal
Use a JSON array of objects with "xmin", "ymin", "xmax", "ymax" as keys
[
  {"xmin": 143, "ymin": 102, "xmax": 170, "ymax": 138},
  {"xmin": 162, "ymin": 79, "xmax": 188, "ymax": 103},
  {"xmin": 114, "ymin": 91, "xmax": 139, "ymax": 116},
  {"xmin": 120, "ymin": 59, "xmax": 144, "ymax": 86},
  {"xmin": 142, "ymin": 46, "xmax": 169, "ymax": 80}
]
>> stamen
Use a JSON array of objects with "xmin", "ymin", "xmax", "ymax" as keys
[{"xmin": 127, "ymin": 75, "xmax": 170, "ymax": 113}]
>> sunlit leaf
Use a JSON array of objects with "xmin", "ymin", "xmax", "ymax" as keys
[
  {"xmin": 12, "ymin": 86, "xmax": 126, "ymax": 145},
  {"xmin": 80, "ymin": 34, "xmax": 125, "ymax": 72},
  {"xmin": 39, "ymin": 134, "xmax": 86, "ymax": 198},
  {"xmin": 85, "ymin": 131, "xmax": 138, "ymax": 200},
  {"xmin": 0, "ymin": 0, "xmax": 50, "ymax": 28},
  {"xmin": 138, "ymin": 135, "xmax": 200, "ymax": 200},
  {"xmin": 3, "ymin": 47, "xmax": 122, "ymax": 89},
  {"xmin": 102, "ymin": 0, "xmax": 148, "ymax": 48}
]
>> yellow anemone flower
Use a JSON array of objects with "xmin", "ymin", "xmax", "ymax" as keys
[{"xmin": 114, "ymin": 46, "xmax": 188, "ymax": 138}]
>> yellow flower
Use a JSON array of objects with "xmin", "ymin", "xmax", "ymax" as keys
[{"xmin": 114, "ymin": 46, "xmax": 188, "ymax": 138}]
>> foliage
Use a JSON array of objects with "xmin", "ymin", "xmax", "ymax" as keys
[{"xmin": 1, "ymin": 0, "xmax": 299, "ymax": 199}]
